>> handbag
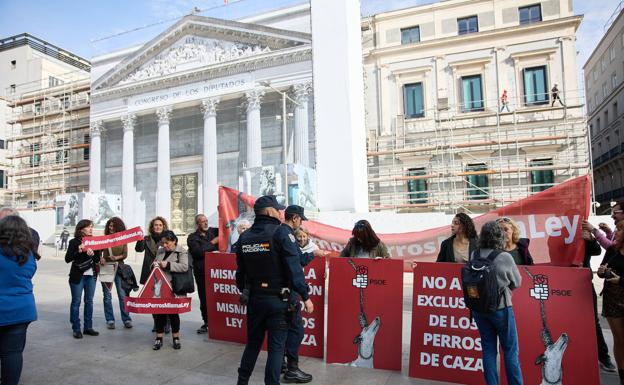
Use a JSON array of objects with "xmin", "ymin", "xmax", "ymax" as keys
[
  {"xmin": 74, "ymin": 258, "xmax": 93, "ymax": 272},
  {"xmin": 165, "ymin": 252, "xmax": 195, "ymax": 295}
]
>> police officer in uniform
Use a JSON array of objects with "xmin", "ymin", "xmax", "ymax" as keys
[
  {"xmin": 236, "ymin": 196, "xmax": 313, "ymax": 385},
  {"xmin": 281, "ymin": 205, "xmax": 326, "ymax": 383}
]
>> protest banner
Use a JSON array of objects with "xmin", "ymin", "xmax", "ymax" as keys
[
  {"xmin": 326, "ymin": 258, "xmax": 403, "ymax": 370},
  {"xmin": 409, "ymin": 263, "xmax": 599, "ymax": 385},
  {"xmin": 218, "ymin": 175, "xmax": 591, "ymax": 270},
  {"xmin": 83, "ymin": 226, "xmax": 144, "ymax": 250},
  {"xmin": 125, "ymin": 266, "xmax": 192, "ymax": 314},
  {"xmin": 205, "ymin": 252, "xmax": 326, "ymax": 358}
]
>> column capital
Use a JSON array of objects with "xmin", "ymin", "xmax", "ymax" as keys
[
  {"xmin": 90, "ymin": 120, "xmax": 104, "ymax": 137},
  {"xmin": 156, "ymin": 106, "xmax": 173, "ymax": 125},
  {"xmin": 293, "ymin": 83, "xmax": 312, "ymax": 105},
  {"xmin": 245, "ymin": 88, "xmax": 265, "ymax": 113},
  {"xmin": 121, "ymin": 114, "xmax": 136, "ymax": 132},
  {"xmin": 201, "ymin": 98, "xmax": 220, "ymax": 119}
]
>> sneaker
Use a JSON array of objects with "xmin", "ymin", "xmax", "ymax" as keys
[
  {"xmin": 106, "ymin": 321, "xmax": 115, "ymax": 330},
  {"xmin": 124, "ymin": 321, "xmax": 133, "ymax": 329},
  {"xmin": 283, "ymin": 367, "xmax": 313, "ymax": 383},
  {"xmin": 72, "ymin": 330, "xmax": 83, "ymax": 339},
  {"xmin": 600, "ymin": 358, "xmax": 617, "ymax": 372},
  {"xmin": 196, "ymin": 324, "xmax": 208, "ymax": 334},
  {"xmin": 172, "ymin": 337, "xmax": 181, "ymax": 350},
  {"xmin": 83, "ymin": 329, "xmax": 99, "ymax": 336}
]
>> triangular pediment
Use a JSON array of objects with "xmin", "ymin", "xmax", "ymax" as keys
[{"xmin": 93, "ymin": 15, "xmax": 311, "ymax": 90}]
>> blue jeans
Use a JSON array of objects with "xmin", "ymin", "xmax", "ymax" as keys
[
  {"xmin": 102, "ymin": 272, "xmax": 131, "ymax": 324},
  {"xmin": 0, "ymin": 322, "xmax": 30, "ymax": 385},
  {"xmin": 474, "ymin": 307, "xmax": 523, "ymax": 385},
  {"xmin": 69, "ymin": 275, "xmax": 97, "ymax": 331},
  {"xmin": 238, "ymin": 296, "xmax": 289, "ymax": 385}
]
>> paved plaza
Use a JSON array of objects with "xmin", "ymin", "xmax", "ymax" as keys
[{"xmin": 19, "ymin": 247, "xmax": 620, "ymax": 385}]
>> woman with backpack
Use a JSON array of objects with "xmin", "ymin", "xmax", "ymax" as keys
[
  {"xmin": 101, "ymin": 217, "xmax": 133, "ymax": 329},
  {"xmin": 437, "ymin": 213, "xmax": 478, "ymax": 263},
  {"xmin": 470, "ymin": 221, "xmax": 523, "ymax": 385},
  {"xmin": 65, "ymin": 219, "xmax": 103, "ymax": 339}
]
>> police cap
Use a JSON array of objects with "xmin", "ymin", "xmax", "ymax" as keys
[
  {"xmin": 285, "ymin": 205, "xmax": 308, "ymax": 220},
  {"xmin": 254, "ymin": 195, "xmax": 285, "ymax": 211}
]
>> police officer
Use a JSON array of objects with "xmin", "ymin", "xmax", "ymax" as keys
[
  {"xmin": 281, "ymin": 205, "xmax": 326, "ymax": 383},
  {"xmin": 236, "ymin": 196, "xmax": 313, "ymax": 385}
]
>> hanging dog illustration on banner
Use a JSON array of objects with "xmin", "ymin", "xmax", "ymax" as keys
[
  {"xmin": 347, "ymin": 259, "xmax": 381, "ymax": 368},
  {"xmin": 524, "ymin": 268, "xmax": 569, "ymax": 385},
  {"xmin": 124, "ymin": 266, "xmax": 191, "ymax": 314}
]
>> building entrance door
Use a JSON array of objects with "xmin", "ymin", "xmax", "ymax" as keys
[{"xmin": 170, "ymin": 173, "xmax": 198, "ymax": 234}]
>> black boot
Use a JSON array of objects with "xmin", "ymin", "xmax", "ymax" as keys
[
  {"xmin": 619, "ymin": 369, "xmax": 624, "ymax": 385},
  {"xmin": 283, "ymin": 363, "xmax": 312, "ymax": 384},
  {"xmin": 236, "ymin": 376, "xmax": 249, "ymax": 385}
]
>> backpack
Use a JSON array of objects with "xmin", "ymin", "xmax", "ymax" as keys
[{"xmin": 461, "ymin": 249, "xmax": 503, "ymax": 314}]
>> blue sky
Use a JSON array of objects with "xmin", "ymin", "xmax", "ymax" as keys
[{"xmin": 0, "ymin": 0, "xmax": 617, "ymax": 75}]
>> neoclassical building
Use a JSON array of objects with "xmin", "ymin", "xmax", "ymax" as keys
[{"xmin": 90, "ymin": 14, "xmax": 315, "ymax": 232}]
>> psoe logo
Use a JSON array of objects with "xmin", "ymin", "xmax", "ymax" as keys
[
  {"xmin": 529, "ymin": 274, "xmax": 549, "ymax": 301},
  {"xmin": 352, "ymin": 266, "xmax": 369, "ymax": 289}
]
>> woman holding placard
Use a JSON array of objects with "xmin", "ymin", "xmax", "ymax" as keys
[{"xmin": 340, "ymin": 220, "xmax": 389, "ymax": 259}]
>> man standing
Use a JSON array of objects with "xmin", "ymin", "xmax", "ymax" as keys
[
  {"xmin": 60, "ymin": 228, "xmax": 70, "ymax": 250},
  {"xmin": 187, "ymin": 214, "xmax": 219, "ymax": 334},
  {"xmin": 281, "ymin": 205, "xmax": 326, "ymax": 383},
  {"xmin": 235, "ymin": 196, "xmax": 313, "ymax": 385},
  {"xmin": 551, "ymin": 84, "xmax": 565, "ymax": 107}
]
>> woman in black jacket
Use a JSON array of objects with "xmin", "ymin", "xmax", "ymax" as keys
[
  {"xmin": 496, "ymin": 217, "xmax": 534, "ymax": 265},
  {"xmin": 436, "ymin": 213, "xmax": 477, "ymax": 263},
  {"xmin": 64, "ymin": 219, "xmax": 103, "ymax": 339}
]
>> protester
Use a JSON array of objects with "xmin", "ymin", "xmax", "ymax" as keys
[
  {"xmin": 230, "ymin": 219, "xmax": 251, "ymax": 253},
  {"xmin": 597, "ymin": 220, "xmax": 624, "ymax": 384},
  {"xmin": 296, "ymin": 227, "xmax": 318, "ymax": 254},
  {"xmin": 151, "ymin": 230, "xmax": 189, "ymax": 350},
  {"xmin": 600, "ymin": 223, "xmax": 614, "ymax": 240},
  {"xmin": 0, "ymin": 215, "xmax": 39, "ymax": 385},
  {"xmin": 583, "ymin": 229, "xmax": 617, "ymax": 372},
  {"xmin": 437, "ymin": 213, "xmax": 477, "ymax": 263},
  {"xmin": 340, "ymin": 220, "xmax": 389, "ymax": 259},
  {"xmin": 101, "ymin": 217, "xmax": 132, "ymax": 329},
  {"xmin": 0, "ymin": 207, "xmax": 40, "ymax": 254},
  {"xmin": 187, "ymin": 214, "xmax": 219, "ymax": 334},
  {"xmin": 472, "ymin": 221, "xmax": 523, "ymax": 385},
  {"xmin": 65, "ymin": 219, "xmax": 102, "ymax": 339},
  {"xmin": 496, "ymin": 217, "xmax": 534, "ymax": 265},
  {"xmin": 136, "ymin": 216, "xmax": 170, "ymax": 333},
  {"xmin": 582, "ymin": 202, "xmax": 624, "ymax": 249}
]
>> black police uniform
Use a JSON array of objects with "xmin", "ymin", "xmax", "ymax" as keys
[{"xmin": 236, "ymin": 215, "xmax": 310, "ymax": 385}]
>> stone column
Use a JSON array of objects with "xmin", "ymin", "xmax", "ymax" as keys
[
  {"xmin": 293, "ymin": 83, "xmax": 311, "ymax": 167},
  {"xmin": 201, "ymin": 98, "xmax": 219, "ymax": 219},
  {"xmin": 245, "ymin": 89, "xmax": 265, "ymax": 168},
  {"xmin": 121, "ymin": 114, "xmax": 136, "ymax": 223},
  {"xmin": 156, "ymin": 106, "xmax": 173, "ymax": 221},
  {"xmin": 89, "ymin": 120, "xmax": 103, "ymax": 193}
]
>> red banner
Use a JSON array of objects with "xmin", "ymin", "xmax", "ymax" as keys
[
  {"xmin": 409, "ymin": 263, "xmax": 599, "ymax": 385},
  {"xmin": 124, "ymin": 266, "xmax": 192, "ymax": 314},
  {"xmin": 205, "ymin": 252, "xmax": 326, "ymax": 358},
  {"xmin": 83, "ymin": 226, "xmax": 144, "ymax": 250},
  {"xmin": 326, "ymin": 258, "xmax": 403, "ymax": 370},
  {"xmin": 218, "ymin": 175, "xmax": 591, "ymax": 270}
]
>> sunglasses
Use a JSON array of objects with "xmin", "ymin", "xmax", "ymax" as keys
[{"xmin": 496, "ymin": 217, "xmax": 512, "ymax": 223}]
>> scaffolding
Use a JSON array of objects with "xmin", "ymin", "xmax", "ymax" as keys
[
  {"xmin": 6, "ymin": 77, "xmax": 91, "ymax": 209},
  {"xmin": 366, "ymin": 89, "xmax": 589, "ymax": 213}
]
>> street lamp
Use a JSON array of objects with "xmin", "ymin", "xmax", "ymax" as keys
[{"xmin": 259, "ymin": 81, "xmax": 300, "ymax": 206}]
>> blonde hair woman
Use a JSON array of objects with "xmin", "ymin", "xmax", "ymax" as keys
[{"xmin": 496, "ymin": 217, "xmax": 534, "ymax": 265}]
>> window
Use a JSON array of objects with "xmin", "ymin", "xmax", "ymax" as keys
[
  {"xmin": 613, "ymin": 73, "xmax": 618, "ymax": 88},
  {"xmin": 0, "ymin": 139, "xmax": 4, "ymax": 149},
  {"xmin": 48, "ymin": 76, "xmax": 62, "ymax": 87},
  {"xmin": 83, "ymin": 134, "xmax": 90, "ymax": 160},
  {"xmin": 605, "ymin": 110, "xmax": 609, "ymax": 126},
  {"xmin": 523, "ymin": 66, "xmax": 548, "ymax": 105},
  {"xmin": 466, "ymin": 163, "xmax": 489, "ymax": 199},
  {"xmin": 457, "ymin": 16, "xmax": 478, "ymax": 35},
  {"xmin": 56, "ymin": 138, "xmax": 69, "ymax": 164},
  {"xmin": 9, "ymin": 84, "xmax": 15, "ymax": 94},
  {"xmin": 602, "ymin": 56, "xmax": 607, "ymax": 72},
  {"xmin": 519, "ymin": 4, "xmax": 542, "ymax": 25},
  {"xmin": 29, "ymin": 143, "xmax": 40, "ymax": 167},
  {"xmin": 593, "ymin": 70, "xmax": 598, "ymax": 82},
  {"xmin": 461, "ymin": 75, "xmax": 484, "ymax": 112},
  {"xmin": 407, "ymin": 168, "xmax": 427, "ymax": 204},
  {"xmin": 0, "ymin": 170, "xmax": 4, "ymax": 189},
  {"xmin": 595, "ymin": 93, "xmax": 599, "ymax": 106},
  {"xmin": 603, "ymin": 83, "xmax": 608, "ymax": 98},
  {"xmin": 614, "ymin": 102, "xmax": 619, "ymax": 118},
  {"xmin": 401, "ymin": 26, "xmax": 420, "ymax": 44},
  {"xmin": 403, "ymin": 82, "xmax": 425, "ymax": 118},
  {"xmin": 34, "ymin": 102, "xmax": 41, "ymax": 115},
  {"xmin": 60, "ymin": 96, "xmax": 70, "ymax": 109},
  {"xmin": 597, "ymin": 117, "xmax": 601, "ymax": 131},
  {"xmin": 611, "ymin": 45, "xmax": 616, "ymax": 62},
  {"xmin": 590, "ymin": 124, "xmax": 594, "ymax": 136},
  {"xmin": 10, "ymin": 60, "xmax": 16, "ymax": 69},
  {"xmin": 530, "ymin": 159, "xmax": 554, "ymax": 192}
]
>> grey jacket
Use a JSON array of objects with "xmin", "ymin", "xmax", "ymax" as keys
[
  {"xmin": 477, "ymin": 248, "xmax": 522, "ymax": 309},
  {"xmin": 154, "ymin": 245, "xmax": 189, "ymax": 284}
]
